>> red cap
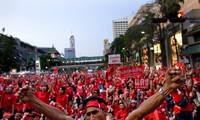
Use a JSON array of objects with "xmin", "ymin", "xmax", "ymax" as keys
[
  {"xmin": 86, "ymin": 100, "xmax": 107, "ymax": 111},
  {"xmin": 3, "ymin": 112, "xmax": 11, "ymax": 119}
]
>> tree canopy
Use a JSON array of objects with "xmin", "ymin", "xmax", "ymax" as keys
[{"xmin": 0, "ymin": 34, "xmax": 21, "ymax": 72}]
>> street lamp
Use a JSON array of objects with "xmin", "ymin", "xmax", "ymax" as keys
[{"xmin": 141, "ymin": 31, "xmax": 145, "ymax": 34}]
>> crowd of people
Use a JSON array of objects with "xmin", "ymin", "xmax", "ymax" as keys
[{"xmin": 0, "ymin": 63, "xmax": 199, "ymax": 120}]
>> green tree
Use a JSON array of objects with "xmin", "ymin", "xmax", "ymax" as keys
[
  {"xmin": 39, "ymin": 54, "xmax": 52, "ymax": 70},
  {"xmin": 124, "ymin": 25, "xmax": 144, "ymax": 64},
  {"xmin": 154, "ymin": 0, "xmax": 184, "ymax": 66},
  {"xmin": 110, "ymin": 35, "xmax": 126, "ymax": 61},
  {"xmin": 0, "ymin": 34, "xmax": 21, "ymax": 72},
  {"xmin": 110, "ymin": 35, "xmax": 125, "ymax": 54}
]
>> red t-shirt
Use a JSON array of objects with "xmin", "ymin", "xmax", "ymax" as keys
[
  {"xmin": 24, "ymin": 102, "xmax": 35, "ymax": 110},
  {"xmin": 112, "ymin": 103, "xmax": 120, "ymax": 116},
  {"xmin": 66, "ymin": 87, "xmax": 73, "ymax": 96},
  {"xmin": 55, "ymin": 93, "xmax": 69, "ymax": 108},
  {"xmin": 15, "ymin": 102, "xmax": 24, "ymax": 112},
  {"xmin": 67, "ymin": 105, "xmax": 76, "ymax": 116},
  {"xmin": 0, "ymin": 90, "xmax": 16, "ymax": 112},
  {"xmin": 75, "ymin": 109, "xmax": 85, "ymax": 120},
  {"xmin": 115, "ymin": 108, "xmax": 128, "ymax": 120},
  {"xmin": 76, "ymin": 85, "xmax": 84, "ymax": 96},
  {"xmin": 171, "ymin": 89, "xmax": 194, "ymax": 112},
  {"xmin": 35, "ymin": 91, "xmax": 50, "ymax": 104},
  {"xmin": 156, "ymin": 101, "xmax": 167, "ymax": 120}
]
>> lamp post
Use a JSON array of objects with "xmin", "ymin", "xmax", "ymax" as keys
[{"xmin": 121, "ymin": 47, "xmax": 125, "ymax": 64}]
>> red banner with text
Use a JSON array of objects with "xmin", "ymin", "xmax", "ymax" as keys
[
  {"xmin": 118, "ymin": 65, "xmax": 145, "ymax": 79},
  {"xmin": 135, "ymin": 77, "xmax": 150, "ymax": 89}
]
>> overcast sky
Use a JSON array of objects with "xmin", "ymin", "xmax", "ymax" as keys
[{"xmin": 0, "ymin": 0, "xmax": 152, "ymax": 57}]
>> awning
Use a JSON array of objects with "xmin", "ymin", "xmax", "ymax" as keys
[
  {"xmin": 181, "ymin": 44, "xmax": 200, "ymax": 56},
  {"xmin": 184, "ymin": 25, "xmax": 200, "ymax": 37}
]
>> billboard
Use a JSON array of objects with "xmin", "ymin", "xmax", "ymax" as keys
[
  {"xmin": 104, "ymin": 39, "xmax": 109, "ymax": 45},
  {"xmin": 108, "ymin": 54, "xmax": 121, "ymax": 64}
]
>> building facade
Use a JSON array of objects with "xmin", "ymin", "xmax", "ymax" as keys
[
  {"xmin": 179, "ymin": 0, "xmax": 200, "ymax": 72},
  {"xmin": 15, "ymin": 38, "xmax": 37, "ymax": 71},
  {"xmin": 112, "ymin": 16, "xmax": 133, "ymax": 40},
  {"xmin": 64, "ymin": 34, "xmax": 76, "ymax": 59},
  {"xmin": 64, "ymin": 48, "xmax": 76, "ymax": 59}
]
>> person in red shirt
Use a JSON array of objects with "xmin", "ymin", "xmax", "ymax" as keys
[
  {"xmin": 128, "ymin": 100, "xmax": 137, "ymax": 113},
  {"xmin": 115, "ymin": 102, "xmax": 128, "ymax": 120},
  {"xmin": 65, "ymin": 82, "xmax": 74, "ymax": 101},
  {"xmin": 15, "ymin": 100, "xmax": 24, "ymax": 113},
  {"xmin": 35, "ymin": 84, "xmax": 50, "ymax": 104},
  {"xmin": 171, "ymin": 68, "xmax": 194, "ymax": 120},
  {"xmin": 14, "ymin": 112, "xmax": 23, "ymax": 120},
  {"xmin": 16, "ymin": 67, "xmax": 186, "ymax": 120},
  {"xmin": 54, "ymin": 87, "xmax": 69, "ymax": 113},
  {"xmin": 76, "ymin": 80, "xmax": 84, "ymax": 99},
  {"xmin": 75, "ymin": 103, "xmax": 85, "ymax": 120},
  {"xmin": 100, "ymin": 89, "xmax": 106, "ymax": 100},
  {"xmin": 67, "ymin": 100, "xmax": 76, "ymax": 118},
  {"xmin": 111, "ymin": 97, "xmax": 120, "ymax": 116},
  {"xmin": 0, "ymin": 85, "xmax": 16, "ymax": 119}
]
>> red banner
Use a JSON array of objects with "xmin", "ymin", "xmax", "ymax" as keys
[
  {"xmin": 118, "ymin": 65, "xmax": 145, "ymax": 79},
  {"xmin": 135, "ymin": 77, "xmax": 150, "ymax": 89}
]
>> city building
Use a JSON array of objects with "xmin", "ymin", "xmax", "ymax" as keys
[
  {"xmin": 112, "ymin": 16, "xmax": 133, "ymax": 40},
  {"xmin": 128, "ymin": 3, "xmax": 159, "ymax": 67},
  {"xmin": 64, "ymin": 35, "xmax": 76, "ymax": 59},
  {"xmin": 64, "ymin": 48, "xmax": 76, "ymax": 59},
  {"xmin": 38, "ymin": 46, "xmax": 60, "ymax": 59},
  {"xmin": 129, "ymin": 3, "xmax": 156, "ymax": 27},
  {"xmin": 14, "ymin": 38, "xmax": 61, "ymax": 72},
  {"xmin": 179, "ymin": 0, "xmax": 200, "ymax": 72},
  {"xmin": 15, "ymin": 38, "xmax": 37, "ymax": 71}
]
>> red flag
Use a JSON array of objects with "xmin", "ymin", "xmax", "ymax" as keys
[
  {"xmin": 53, "ymin": 67, "xmax": 59, "ymax": 74},
  {"xmin": 106, "ymin": 65, "xmax": 116, "ymax": 78}
]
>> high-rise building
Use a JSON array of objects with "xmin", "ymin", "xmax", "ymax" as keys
[
  {"xmin": 70, "ymin": 34, "xmax": 75, "ymax": 48},
  {"xmin": 64, "ymin": 35, "xmax": 76, "ymax": 58},
  {"xmin": 64, "ymin": 48, "xmax": 76, "ymax": 58},
  {"xmin": 112, "ymin": 16, "xmax": 133, "ymax": 40},
  {"xmin": 128, "ymin": 3, "xmax": 155, "ymax": 27}
]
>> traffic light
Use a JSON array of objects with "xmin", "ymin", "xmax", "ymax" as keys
[{"xmin": 169, "ymin": 11, "xmax": 186, "ymax": 23}]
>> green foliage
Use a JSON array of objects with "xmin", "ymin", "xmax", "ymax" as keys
[
  {"xmin": 125, "ymin": 25, "xmax": 143, "ymax": 50},
  {"xmin": 0, "ymin": 34, "xmax": 21, "ymax": 72},
  {"xmin": 156, "ymin": 0, "xmax": 184, "ymax": 16},
  {"xmin": 155, "ymin": 0, "xmax": 185, "ymax": 66},
  {"xmin": 110, "ymin": 35, "xmax": 125, "ymax": 54},
  {"xmin": 39, "ymin": 54, "xmax": 52, "ymax": 70},
  {"xmin": 124, "ymin": 12, "xmax": 156, "ymax": 51}
]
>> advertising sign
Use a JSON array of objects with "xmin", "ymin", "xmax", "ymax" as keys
[{"xmin": 108, "ymin": 54, "xmax": 121, "ymax": 64}]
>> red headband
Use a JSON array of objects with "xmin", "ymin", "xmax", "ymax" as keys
[{"xmin": 86, "ymin": 100, "xmax": 107, "ymax": 110}]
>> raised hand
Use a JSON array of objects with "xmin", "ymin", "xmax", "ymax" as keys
[
  {"xmin": 164, "ymin": 67, "xmax": 186, "ymax": 90},
  {"xmin": 16, "ymin": 85, "xmax": 35, "ymax": 102}
]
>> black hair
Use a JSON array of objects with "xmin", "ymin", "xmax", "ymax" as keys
[
  {"xmin": 83, "ymin": 96, "xmax": 107, "ymax": 108},
  {"xmin": 18, "ymin": 82, "xmax": 22, "ymax": 88},
  {"xmin": 42, "ymin": 84, "xmax": 49, "ymax": 90},
  {"xmin": 60, "ymin": 86, "xmax": 66, "ymax": 91}
]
